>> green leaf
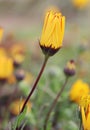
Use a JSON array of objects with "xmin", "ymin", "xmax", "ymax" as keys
[
  {"xmin": 46, "ymin": 122, "xmax": 52, "ymax": 130},
  {"xmin": 12, "ymin": 107, "xmax": 27, "ymax": 130},
  {"xmin": 27, "ymin": 110, "xmax": 36, "ymax": 125}
]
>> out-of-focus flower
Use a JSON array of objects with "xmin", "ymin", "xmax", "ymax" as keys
[
  {"xmin": 0, "ymin": 55, "xmax": 13, "ymax": 80},
  {"xmin": 10, "ymin": 44, "xmax": 25, "ymax": 66},
  {"xmin": 69, "ymin": 79, "xmax": 90, "ymax": 104},
  {"xmin": 9, "ymin": 99, "xmax": 32, "ymax": 115},
  {"xmin": 79, "ymin": 95, "xmax": 90, "ymax": 130},
  {"xmin": 64, "ymin": 60, "xmax": 76, "ymax": 77},
  {"xmin": 7, "ymin": 74, "xmax": 16, "ymax": 85},
  {"xmin": 72, "ymin": 0, "xmax": 89, "ymax": 9},
  {"xmin": 40, "ymin": 7, "xmax": 65, "ymax": 56},
  {"xmin": 0, "ymin": 47, "xmax": 6, "ymax": 56},
  {"xmin": 0, "ymin": 27, "xmax": 4, "ymax": 43}
]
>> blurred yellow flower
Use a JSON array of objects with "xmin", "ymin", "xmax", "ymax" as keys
[
  {"xmin": 9, "ymin": 99, "xmax": 32, "ymax": 115},
  {"xmin": 0, "ymin": 55, "xmax": 13, "ymax": 79},
  {"xmin": 40, "ymin": 7, "xmax": 65, "ymax": 56},
  {"xmin": 10, "ymin": 44, "xmax": 25, "ymax": 65},
  {"xmin": 80, "ymin": 95, "xmax": 90, "ymax": 130},
  {"xmin": 69, "ymin": 79, "xmax": 90, "ymax": 104},
  {"xmin": 0, "ymin": 27, "xmax": 4, "ymax": 43},
  {"xmin": 7, "ymin": 74, "xmax": 16, "ymax": 85},
  {"xmin": 0, "ymin": 48, "xmax": 6, "ymax": 56},
  {"xmin": 72, "ymin": 0, "xmax": 89, "ymax": 9}
]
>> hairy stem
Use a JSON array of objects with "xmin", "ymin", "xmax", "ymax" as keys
[
  {"xmin": 20, "ymin": 55, "xmax": 49, "ymax": 113},
  {"xmin": 44, "ymin": 76, "xmax": 69, "ymax": 130}
]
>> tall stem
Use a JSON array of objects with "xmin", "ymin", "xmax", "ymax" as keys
[
  {"xmin": 79, "ymin": 121, "xmax": 82, "ymax": 130},
  {"xmin": 20, "ymin": 55, "xmax": 49, "ymax": 113},
  {"xmin": 79, "ymin": 108, "xmax": 84, "ymax": 130},
  {"xmin": 43, "ymin": 76, "xmax": 69, "ymax": 130}
]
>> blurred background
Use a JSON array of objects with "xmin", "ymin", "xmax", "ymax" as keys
[{"xmin": 0, "ymin": 0, "xmax": 90, "ymax": 130}]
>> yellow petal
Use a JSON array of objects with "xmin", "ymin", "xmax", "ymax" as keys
[
  {"xmin": 86, "ymin": 112, "xmax": 90, "ymax": 129},
  {"xmin": 0, "ymin": 27, "xmax": 4, "ymax": 43},
  {"xmin": 81, "ymin": 107, "xmax": 87, "ymax": 129}
]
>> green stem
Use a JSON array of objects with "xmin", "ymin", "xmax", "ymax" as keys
[
  {"xmin": 20, "ymin": 55, "xmax": 49, "ymax": 113},
  {"xmin": 80, "ymin": 122, "xmax": 84, "ymax": 130},
  {"xmin": 79, "ymin": 115, "xmax": 82, "ymax": 130},
  {"xmin": 43, "ymin": 76, "xmax": 69, "ymax": 130},
  {"xmin": 79, "ymin": 108, "xmax": 84, "ymax": 130}
]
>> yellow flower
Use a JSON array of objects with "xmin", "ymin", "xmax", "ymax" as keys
[
  {"xmin": 0, "ymin": 55, "xmax": 13, "ymax": 79},
  {"xmin": 40, "ymin": 7, "xmax": 65, "ymax": 56},
  {"xmin": 0, "ymin": 27, "xmax": 4, "ymax": 43},
  {"xmin": 80, "ymin": 95, "xmax": 90, "ymax": 130},
  {"xmin": 10, "ymin": 44, "xmax": 25, "ymax": 65},
  {"xmin": 9, "ymin": 99, "xmax": 32, "ymax": 115},
  {"xmin": 69, "ymin": 79, "xmax": 90, "ymax": 104},
  {"xmin": 0, "ymin": 48, "xmax": 6, "ymax": 56},
  {"xmin": 7, "ymin": 74, "xmax": 16, "ymax": 84},
  {"xmin": 72, "ymin": 0, "xmax": 89, "ymax": 9}
]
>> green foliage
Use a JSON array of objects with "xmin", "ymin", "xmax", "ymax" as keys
[{"xmin": 11, "ymin": 107, "xmax": 27, "ymax": 130}]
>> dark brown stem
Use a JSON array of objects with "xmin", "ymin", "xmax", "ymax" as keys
[
  {"xmin": 43, "ymin": 76, "xmax": 69, "ymax": 130},
  {"xmin": 20, "ymin": 55, "xmax": 49, "ymax": 113}
]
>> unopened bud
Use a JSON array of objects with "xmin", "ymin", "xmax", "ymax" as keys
[{"xmin": 64, "ymin": 60, "xmax": 76, "ymax": 77}]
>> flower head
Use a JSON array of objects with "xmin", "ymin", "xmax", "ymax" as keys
[
  {"xmin": 80, "ymin": 95, "xmax": 90, "ymax": 130},
  {"xmin": 72, "ymin": 0, "xmax": 89, "ymax": 9},
  {"xmin": 9, "ymin": 99, "xmax": 32, "ymax": 115},
  {"xmin": 0, "ymin": 55, "xmax": 13, "ymax": 80},
  {"xmin": 69, "ymin": 79, "xmax": 90, "ymax": 104},
  {"xmin": 10, "ymin": 44, "xmax": 25, "ymax": 66},
  {"xmin": 7, "ymin": 74, "xmax": 16, "ymax": 84},
  {"xmin": 0, "ymin": 47, "xmax": 6, "ymax": 56},
  {"xmin": 40, "ymin": 7, "xmax": 65, "ymax": 56},
  {"xmin": 0, "ymin": 27, "xmax": 4, "ymax": 43}
]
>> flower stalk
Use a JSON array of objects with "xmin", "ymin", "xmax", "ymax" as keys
[
  {"xmin": 43, "ymin": 76, "xmax": 69, "ymax": 130},
  {"xmin": 20, "ymin": 55, "xmax": 49, "ymax": 113}
]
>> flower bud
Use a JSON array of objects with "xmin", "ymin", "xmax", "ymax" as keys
[
  {"xmin": 64, "ymin": 60, "xmax": 76, "ymax": 77},
  {"xmin": 40, "ymin": 8, "xmax": 65, "ymax": 56},
  {"xmin": 0, "ymin": 27, "xmax": 4, "ymax": 43}
]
